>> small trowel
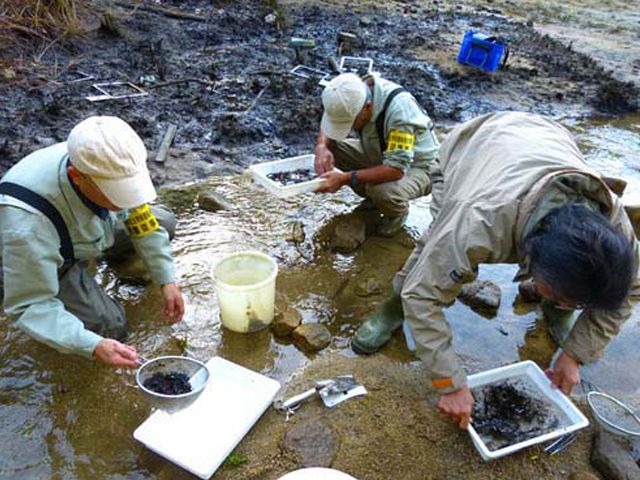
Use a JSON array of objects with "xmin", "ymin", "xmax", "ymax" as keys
[{"xmin": 274, "ymin": 375, "xmax": 367, "ymax": 418}]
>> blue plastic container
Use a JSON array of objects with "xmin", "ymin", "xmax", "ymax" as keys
[{"xmin": 457, "ymin": 31, "xmax": 509, "ymax": 72}]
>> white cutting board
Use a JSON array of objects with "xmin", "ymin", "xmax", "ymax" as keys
[{"xmin": 134, "ymin": 356, "xmax": 281, "ymax": 479}]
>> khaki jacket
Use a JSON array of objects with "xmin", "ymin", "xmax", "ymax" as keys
[
  {"xmin": 395, "ymin": 112, "xmax": 639, "ymax": 393},
  {"xmin": 357, "ymin": 74, "xmax": 439, "ymax": 171},
  {"xmin": 0, "ymin": 143, "xmax": 176, "ymax": 358}
]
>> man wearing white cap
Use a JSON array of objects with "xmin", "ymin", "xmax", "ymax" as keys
[
  {"xmin": 0, "ymin": 116, "xmax": 184, "ymax": 368},
  {"xmin": 315, "ymin": 73, "xmax": 439, "ymax": 236}
]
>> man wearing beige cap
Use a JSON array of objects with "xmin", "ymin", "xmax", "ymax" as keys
[
  {"xmin": 314, "ymin": 73, "xmax": 439, "ymax": 236},
  {"xmin": 0, "ymin": 116, "xmax": 184, "ymax": 368}
]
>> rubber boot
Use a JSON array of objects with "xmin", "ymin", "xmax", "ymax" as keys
[
  {"xmin": 353, "ymin": 197, "xmax": 377, "ymax": 213},
  {"xmin": 541, "ymin": 300, "xmax": 577, "ymax": 345},
  {"xmin": 352, "ymin": 294, "xmax": 404, "ymax": 354},
  {"xmin": 376, "ymin": 211, "xmax": 409, "ymax": 238}
]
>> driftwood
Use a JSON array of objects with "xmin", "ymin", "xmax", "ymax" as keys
[
  {"xmin": 113, "ymin": 2, "xmax": 208, "ymax": 22},
  {"xmin": 154, "ymin": 123, "xmax": 177, "ymax": 163},
  {"xmin": 211, "ymin": 88, "xmax": 266, "ymax": 117},
  {"xmin": 147, "ymin": 77, "xmax": 216, "ymax": 90}
]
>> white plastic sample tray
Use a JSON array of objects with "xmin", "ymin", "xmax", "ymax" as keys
[
  {"xmin": 250, "ymin": 154, "xmax": 340, "ymax": 198},
  {"xmin": 134, "ymin": 357, "xmax": 281, "ymax": 479},
  {"xmin": 467, "ymin": 360, "xmax": 589, "ymax": 461}
]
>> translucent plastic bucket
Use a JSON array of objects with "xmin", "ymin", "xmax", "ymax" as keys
[{"xmin": 212, "ymin": 251, "xmax": 278, "ymax": 333}]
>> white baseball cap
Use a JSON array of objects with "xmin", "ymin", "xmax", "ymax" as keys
[
  {"xmin": 320, "ymin": 73, "xmax": 367, "ymax": 141},
  {"xmin": 67, "ymin": 116, "xmax": 157, "ymax": 209}
]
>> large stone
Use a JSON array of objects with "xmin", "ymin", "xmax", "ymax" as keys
[
  {"xmin": 458, "ymin": 280, "xmax": 501, "ymax": 311},
  {"xmin": 282, "ymin": 420, "xmax": 337, "ymax": 468},
  {"xmin": 591, "ymin": 427, "xmax": 640, "ymax": 480},
  {"xmin": 272, "ymin": 307, "xmax": 302, "ymax": 337},
  {"xmin": 355, "ymin": 278, "xmax": 382, "ymax": 297},
  {"xmin": 518, "ymin": 279, "xmax": 541, "ymax": 303},
  {"xmin": 292, "ymin": 324, "xmax": 331, "ymax": 351},
  {"xmin": 197, "ymin": 190, "xmax": 233, "ymax": 212},
  {"xmin": 330, "ymin": 215, "xmax": 366, "ymax": 253}
]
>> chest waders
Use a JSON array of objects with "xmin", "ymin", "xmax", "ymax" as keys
[{"xmin": 0, "ymin": 181, "xmax": 128, "ymax": 340}]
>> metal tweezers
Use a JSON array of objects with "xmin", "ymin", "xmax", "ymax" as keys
[
  {"xmin": 544, "ymin": 432, "xmax": 578, "ymax": 455},
  {"xmin": 544, "ymin": 378, "xmax": 601, "ymax": 455}
]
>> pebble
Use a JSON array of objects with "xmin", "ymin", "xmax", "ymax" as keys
[
  {"xmin": 458, "ymin": 280, "xmax": 501, "ymax": 311},
  {"xmin": 272, "ymin": 307, "xmax": 302, "ymax": 337},
  {"xmin": 292, "ymin": 324, "xmax": 331, "ymax": 351},
  {"xmin": 197, "ymin": 190, "xmax": 233, "ymax": 212}
]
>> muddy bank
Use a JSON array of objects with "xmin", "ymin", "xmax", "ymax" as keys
[{"xmin": 1, "ymin": 0, "xmax": 637, "ymax": 186}]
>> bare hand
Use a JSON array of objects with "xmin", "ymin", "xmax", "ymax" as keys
[
  {"xmin": 161, "ymin": 283, "xmax": 185, "ymax": 323},
  {"xmin": 93, "ymin": 339, "xmax": 138, "ymax": 368},
  {"xmin": 438, "ymin": 386, "xmax": 474, "ymax": 429},
  {"xmin": 314, "ymin": 145, "xmax": 335, "ymax": 175},
  {"xmin": 546, "ymin": 351, "xmax": 580, "ymax": 395},
  {"xmin": 315, "ymin": 171, "xmax": 348, "ymax": 194}
]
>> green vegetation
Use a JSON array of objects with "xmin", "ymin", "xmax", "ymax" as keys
[{"xmin": 223, "ymin": 452, "xmax": 249, "ymax": 468}]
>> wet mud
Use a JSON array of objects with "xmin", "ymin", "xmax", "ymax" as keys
[
  {"xmin": 472, "ymin": 377, "xmax": 564, "ymax": 451},
  {"xmin": 1, "ymin": 0, "xmax": 638, "ymax": 185},
  {"xmin": 142, "ymin": 371, "xmax": 192, "ymax": 395}
]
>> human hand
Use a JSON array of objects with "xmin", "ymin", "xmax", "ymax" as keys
[
  {"xmin": 438, "ymin": 386, "xmax": 474, "ymax": 429},
  {"xmin": 315, "ymin": 171, "xmax": 348, "ymax": 194},
  {"xmin": 161, "ymin": 283, "xmax": 185, "ymax": 323},
  {"xmin": 93, "ymin": 339, "xmax": 138, "ymax": 368},
  {"xmin": 314, "ymin": 145, "xmax": 335, "ymax": 174},
  {"xmin": 546, "ymin": 351, "xmax": 580, "ymax": 395}
]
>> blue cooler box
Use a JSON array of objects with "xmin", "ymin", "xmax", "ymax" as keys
[{"xmin": 457, "ymin": 31, "xmax": 509, "ymax": 72}]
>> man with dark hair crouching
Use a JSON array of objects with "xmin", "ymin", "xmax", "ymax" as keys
[{"xmin": 350, "ymin": 111, "xmax": 638, "ymax": 430}]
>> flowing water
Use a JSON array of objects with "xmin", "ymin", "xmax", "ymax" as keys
[{"xmin": 0, "ymin": 116, "xmax": 639, "ymax": 478}]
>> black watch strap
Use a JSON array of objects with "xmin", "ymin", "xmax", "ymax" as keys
[{"xmin": 350, "ymin": 170, "xmax": 360, "ymax": 187}]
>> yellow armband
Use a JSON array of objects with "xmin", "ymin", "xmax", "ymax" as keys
[{"xmin": 125, "ymin": 204, "xmax": 159, "ymax": 238}]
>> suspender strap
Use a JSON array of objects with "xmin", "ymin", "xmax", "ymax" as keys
[
  {"xmin": 375, "ymin": 87, "xmax": 407, "ymax": 153},
  {"xmin": 0, "ymin": 182, "xmax": 75, "ymax": 264}
]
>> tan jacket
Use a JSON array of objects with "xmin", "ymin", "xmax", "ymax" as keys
[{"xmin": 394, "ymin": 111, "xmax": 639, "ymax": 393}]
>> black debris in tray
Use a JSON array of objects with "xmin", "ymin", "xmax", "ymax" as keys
[
  {"xmin": 472, "ymin": 379, "xmax": 561, "ymax": 450},
  {"xmin": 267, "ymin": 168, "xmax": 317, "ymax": 186},
  {"xmin": 143, "ymin": 371, "xmax": 192, "ymax": 395}
]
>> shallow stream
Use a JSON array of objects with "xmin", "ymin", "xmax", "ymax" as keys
[{"xmin": 0, "ymin": 116, "xmax": 638, "ymax": 478}]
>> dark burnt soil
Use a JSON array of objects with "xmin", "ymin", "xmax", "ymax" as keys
[{"xmin": 1, "ymin": 0, "xmax": 637, "ymax": 186}]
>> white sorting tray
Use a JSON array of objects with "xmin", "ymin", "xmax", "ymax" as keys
[
  {"xmin": 134, "ymin": 357, "xmax": 280, "ymax": 479},
  {"xmin": 249, "ymin": 154, "xmax": 339, "ymax": 198},
  {"xmin": 467, "ymin": 360, "xmax": 589, "ymax": 461}
]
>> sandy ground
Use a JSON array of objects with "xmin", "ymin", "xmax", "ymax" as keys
[{"xmin": 195, "ymin": 354, "xmax": 598, "ymax": 480}]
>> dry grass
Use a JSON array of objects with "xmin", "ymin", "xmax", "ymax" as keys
[
  {"xmin": 0, "ymin": 0, "xmax": 92, "ymax": 74},
  {"xmin": 0, "ymin": 0, "xmax": 87, "ymax": 56}
]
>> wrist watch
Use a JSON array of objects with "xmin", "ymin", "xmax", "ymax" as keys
[{"xmin": 350, "ymin": 170, "xmax": 360, "ymax": 187}]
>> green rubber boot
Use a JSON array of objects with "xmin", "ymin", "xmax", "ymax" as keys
[
  {"xmin": 352, "ymin": 294, "xmax": 404, "ymax": 354},
  {"xmin": 354, "ymin": 197, "xmax": 377, "ymax": 213},
  {"xmin": 376, "ymin": 211, "xmax": 409, "ymax": 238}
]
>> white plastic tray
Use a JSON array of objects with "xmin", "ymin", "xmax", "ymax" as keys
[
  {"xmin": 134, "ymin": 357, "xmax": 280, "ymax": 479},
  {"xmin": 249, "ymin": 154, "xmax": 339, "ymax": 198},
  {"xmin": 467, "ymin": 360, "xmax": 589, "ymax": 461}
]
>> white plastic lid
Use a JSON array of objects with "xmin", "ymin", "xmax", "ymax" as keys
[{"xmin": 278, "ymin": 468, "xmax": 358, "ymax": 480}]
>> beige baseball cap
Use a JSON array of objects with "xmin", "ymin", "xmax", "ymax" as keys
[
  {"xmin": 67, "ymin": 116, "xmax": 156, "ymax": 209},
  {"xmin": 320, "ymin": 73, "xmax": 367, "ymax": 141}
]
